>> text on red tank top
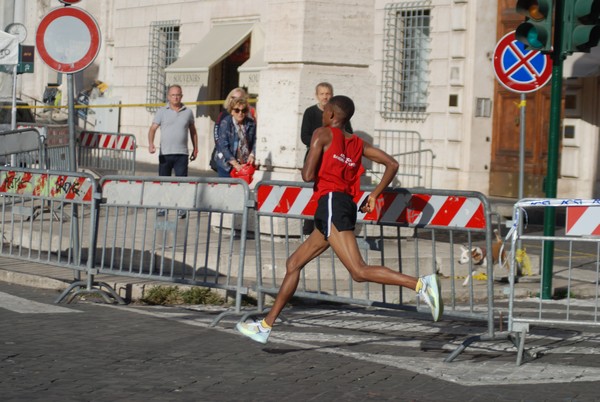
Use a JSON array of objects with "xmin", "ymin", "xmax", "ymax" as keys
[{"xmin": 315, "ymin": 127, "xmax": 364, "ymax": 198}]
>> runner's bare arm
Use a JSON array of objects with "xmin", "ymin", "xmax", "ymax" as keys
[
  {"xmin": 360, "ymin": 142, "xmax": 399, "ymax": 213},
  {"xmin": 302, "ymin": 127, "xmax": 332, "ymax": 182}
]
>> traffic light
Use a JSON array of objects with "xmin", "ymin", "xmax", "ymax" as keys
[
  {"xmin": 515, "ymin": 0, "xmax": 554, "ymax": 52},
  {"xmin": 564, "ymin": 0, "xmax": 600, "ymax": 53}
]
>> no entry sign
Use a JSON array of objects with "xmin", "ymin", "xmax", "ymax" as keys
[
  {"xmin": 36, "ymin": 7, "xmax": 101, "ymax": 73},
  {"xmin": 493, "ymin": 31, "xmax": 552, "ymax": 93}
]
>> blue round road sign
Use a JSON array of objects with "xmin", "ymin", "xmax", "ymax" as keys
[{"xmin": 493, "ymin": 31, "xmax": 552, "ymax": 93}]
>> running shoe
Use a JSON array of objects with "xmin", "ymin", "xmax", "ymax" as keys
[
  {"xmin": 418, "ymin": 274, "xmax": 443, "ymax": 322},
  {"xmin": 236, "ymin": 320, "xmax": 271, "ymax": 344}
]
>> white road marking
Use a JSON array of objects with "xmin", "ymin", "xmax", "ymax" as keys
[{"xmin": 0, "ymin": 291, "xmax": 80, "ymax": 314}]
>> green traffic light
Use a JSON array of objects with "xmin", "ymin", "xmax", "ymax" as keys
[
  {"xmin": 515, "ymin": 0, "xmax": 554, "ymax": 52},
  {"xmin": 527, "ymin": 29, "xmax": 544, "ymax": 48},
  {"xmin": 516, "ymin": 22, "xmax": 549, "ymax": 50}
]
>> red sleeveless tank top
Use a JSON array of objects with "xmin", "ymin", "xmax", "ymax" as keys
[{"xmin": 314, "ymin": 127, "xmax": 364, "ymax": 199}]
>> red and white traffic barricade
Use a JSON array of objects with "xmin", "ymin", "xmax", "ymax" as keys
[
  {"xmin": 566, "ymin": 204, "xmax": 600, "ymax": 236},
  {"xmin": 80, "ymin": 131, "xmax": 136, "ymax": 151},
  {"xmin": 253, "ymin": 181, "xmax": 497, "ymax": 336},
  {"xmin": 78, "ymin": 130, "xmax": 137, "ymax": 175},
  {"xmin": 256, "ymin": 182, "xmax": 487, "ymax": 230}
]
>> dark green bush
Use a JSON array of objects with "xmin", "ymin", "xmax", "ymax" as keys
[
  {"xmin": 141, "ymin": 285, "xmax": 224, "ymax": 305},
  {"xmin": 141, "ymin": 286, "xmax": 183, "ymax": 305},
  {"xmin": 182, "ymin": 287, "xmax": 224, "ymax": 305}
]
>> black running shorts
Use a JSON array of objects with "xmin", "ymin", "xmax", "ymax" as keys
[{"xmin": 314, "ymin": 192, "xmax": 357, "ymax": 239}]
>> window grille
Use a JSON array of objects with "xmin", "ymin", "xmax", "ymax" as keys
[
  {"xmin": 146, "ymin": 21, "xmax": 180, "ymax": 112},
  {"xmin": 381, "ymin": 2, "xmax": 431, "ymax": 121}
]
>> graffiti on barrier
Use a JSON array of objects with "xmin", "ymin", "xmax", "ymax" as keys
[{"xmin": 0, "ymin": 171, "xmax": 93, "ymax": 201}]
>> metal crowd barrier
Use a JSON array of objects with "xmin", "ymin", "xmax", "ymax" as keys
[
  {"xmin": 506, "ymin": 199, "xmax": 600, "ymax": 365},
  {"xmin": 95, "ymin": 176, "xmax": 251, "ymax": 322},
  {"xmin": 369, "ymin": 130, "xmax": 435, "ymax": 188},
  {"xmin": 79, "ymin": 130, "xmax": 136, "ymax": 175},
  {"xmin": 0, "ymin": 166, "xmax": 115, "ymax": 304},
  {"xmin": 43, "ymin": 125, "xmax": 71, "ymax": 171},
  {"xmin": 249, "ymin": 181, "xmax": 504, "ymax": 337},
  {"xmin": 17, "ymin": 124, "xmax": 71, "ymax": 171},
  {"xmin": 0, "ymin": 128, "xmax": 44, "ymax": 169},
  {"xmin": 0, "ymin": 167, "xmax": 95, "ymax": 268},
  {"xmin": 391, "ymin": 149, "xmax": 435, "ymax": 188},
  {"xmin": 13, "ymin": 125, "xmax": 137, "ymax": 176}
]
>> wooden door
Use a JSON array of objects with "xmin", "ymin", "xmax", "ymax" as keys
[{"xmin": 490, "ymin": 0, "xmax": 554, "ymax": 198}]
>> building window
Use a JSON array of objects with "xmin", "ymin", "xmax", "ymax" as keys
[
  {"xmin": 381, "ymin": 2, "xmax": 431, "ymax": 121},
  {"xmin": 146, "ymin": 21, "xmax": 180, "ymax": 112}
]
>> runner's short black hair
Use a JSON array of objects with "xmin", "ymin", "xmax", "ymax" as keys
[{"xmin": 329, "ymin": 95, "xmax": 354, "ymax": 122}]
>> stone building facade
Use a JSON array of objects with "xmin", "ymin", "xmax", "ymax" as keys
[{"xmin": 3, "ymin": 0, "xmax": 600, "ymax": 197}]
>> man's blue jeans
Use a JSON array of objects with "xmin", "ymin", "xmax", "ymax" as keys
[{"xmin": 158, "ymin": 153, "xmax": 188, "ymax": 177}]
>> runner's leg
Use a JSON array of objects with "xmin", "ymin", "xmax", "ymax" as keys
[
  {"xmin": 327, "ymin": 224, "xmax": 418, "ymax": 289},
  {"xmin": 264, "ymin": 230, "xmax": 330, "ymax": 326}
]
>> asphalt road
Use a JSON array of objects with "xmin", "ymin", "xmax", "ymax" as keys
[{"xmin": 1, "ymin": 281, "xmax": 600, "ymax": 401}]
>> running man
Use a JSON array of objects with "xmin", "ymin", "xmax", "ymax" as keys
[{"xmin": 236, "ymin": 95, "xmax": 442, "ymax": 344}]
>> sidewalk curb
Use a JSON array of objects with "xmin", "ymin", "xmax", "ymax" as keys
[
  {"xmin": 0, "ymin": 265, "xmax": 206, "ymax": 303},
  {"xmin": 0, "ymin": 268, "xmax": 69, "ymax": 291}
]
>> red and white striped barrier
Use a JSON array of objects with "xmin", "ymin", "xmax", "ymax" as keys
[
  {"xmin": 80, "ymin": 131, "xmax": 136, "ymax": 151},
  {"xmin": 256, "ymin": 184, "xmax": 486, "ymax": 229},
  {"xmin": 566, "ymin": 206, "xmax": 600, "ymax": 236}
]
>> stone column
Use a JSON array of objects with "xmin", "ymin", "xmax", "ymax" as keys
[{"xmin": 256, "ymin": 0, "xmax": 376, "ymax": 181}]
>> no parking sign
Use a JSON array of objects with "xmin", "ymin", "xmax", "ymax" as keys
[
  {"xmin": 493, "ymin": 31, "xmax": 552, "ymax": 93},
  {"xmin": 36, "ymin": 6, "xmax": 101, "ymax": 73}
]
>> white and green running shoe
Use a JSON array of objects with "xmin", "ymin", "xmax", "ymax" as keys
[
  {"xmin": 236, "ymin": 320, "xmax": 271, "ymax": 344},
  {"xmin": 418, "ymin": 274, "xmax": 443, "ymax": 322}
]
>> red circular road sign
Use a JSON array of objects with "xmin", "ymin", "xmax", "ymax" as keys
[
  {"xmin": 58, "ymin": 0, "xmax": 82, "ymax": 4},
  {"xmin": 36, "ymin": 7, "xmax": 101, "ymax": 73},
  {"xmin": 493, "ymin": 31, "xmax": 552, "ymax": 93}
]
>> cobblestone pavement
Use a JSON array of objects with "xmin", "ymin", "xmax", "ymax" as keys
[
  {"xmin": 2, "ymin": 165, "xmax": 600, "ymax": 400},
  {"xmin": 1, "ymin": 281, "xmax": 599, "ymax": 402}
]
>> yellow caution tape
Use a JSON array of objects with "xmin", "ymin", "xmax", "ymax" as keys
[{"xmin": 0, "ymin": 98, "xmax": 257, "ymax": 110}]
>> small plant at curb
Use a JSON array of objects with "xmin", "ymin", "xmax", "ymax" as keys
[
  {"xmin": 141, "ymin": 286, "xmax": 182, "ymax": 305},
  {"xmin": 182, "ymin": 287, "xmax": 224, "ymax": 305},
  {"xmin": 141, "ymin": 285, "xmax": 224, "ymax": 306}
]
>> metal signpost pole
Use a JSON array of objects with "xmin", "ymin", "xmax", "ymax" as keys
[
  {"xmin": 10, "ymin": 64, "xmax": 17, "ymax": 130},
  {"xmin": 67, "ymin": 72, "xmax": 81, "ymax": 266},
  {"xmin": 10, "ymin": 64, "xmax": 17, "ymax": 167},
  {"xmin": 67, "ymin": 74, "xmax": 77, "ymax": 172},
  {"xmin": 519, "ymin": 93, "xmax": 526, "ymax": 201},
  {"xmin": 541, "ymin": 0, "xmax": 566, "ymax": 300},
  {"xmin": 518, "ymin": 93, "xmax": 526, "ymax": 253}
]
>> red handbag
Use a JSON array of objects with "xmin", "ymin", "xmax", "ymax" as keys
[{"xmin": 230, "ymin": 163, "xmax": 256, "ymax": 184}]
